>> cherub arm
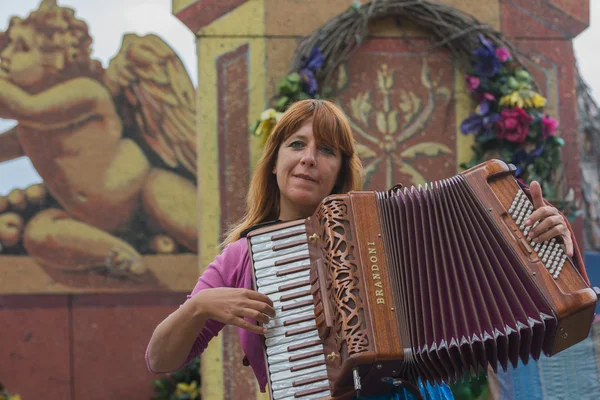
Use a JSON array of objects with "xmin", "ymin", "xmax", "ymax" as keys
[
  {"xmin": 0, "ymin": 77, "xmax": 112, "ymax": 130},
  {"xmin": 0, "ymin": 126, "xmax": 25, "ymax": 163}
]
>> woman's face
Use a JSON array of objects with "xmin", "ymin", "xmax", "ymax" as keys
[{"xmin": 273, "ymin": 120, "xmax": 342, "ymax": 221}]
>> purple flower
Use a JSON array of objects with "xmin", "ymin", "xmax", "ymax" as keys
[
  {"xmin": 465, "ymin": 75, "xmax": 480, "ymax": 92},
  {"xmin": 460, "ymin": 112, "xmax": 500, "ymax": 135},
  {"xmin": 478, "ymin": 99, "xmax": 490, "ymax": 115},
  {"xmin": 473, "ymin": 34, "xmax": 502, "ymax": 77},
  {"xmin": 301, "ymin": 47, "xmax": 324, "ymax": 72},
  {"xmin": 495, "ymin": 47, "xmax": 511, "ymax": 62},
  {"xmin": 300, "ymin": 69, "xmax": 318, "ymax": 96},
  {"xmin": 511, "ymin": 144, "xmax": 544, "ymax": 177},
  {"xmin": 541, "ymin": 115, "xmax": 559, "ymax": 139}
]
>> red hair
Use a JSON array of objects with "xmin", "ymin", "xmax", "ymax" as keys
[{"xmin": 223, "ymin": 99, "xmax": 364, "ymax": 245}]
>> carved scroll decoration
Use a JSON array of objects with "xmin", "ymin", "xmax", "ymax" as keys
[{"xmin": 315, "ymin": 197, "xmax": 370, "ymax": 358}]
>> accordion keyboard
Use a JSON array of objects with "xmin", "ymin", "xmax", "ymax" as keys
[
  {"xmin": 508, "ymin": 189, "xmax": 568, "ymax": 279},
  {"xmin": 249, "ymin": 223, "xmax": 331, "ymax": 400}
]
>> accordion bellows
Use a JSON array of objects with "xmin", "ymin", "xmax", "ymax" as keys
[{"xmin": 248, "ymin": 160, "xmax": 598, "ymax": 400}]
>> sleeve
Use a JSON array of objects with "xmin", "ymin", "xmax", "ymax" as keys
[{"xmin": 146, "ymin": 239, "xmax": 247, "ymax": 372}]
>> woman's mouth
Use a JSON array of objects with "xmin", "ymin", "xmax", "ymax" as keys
[{"xmin": 293, "ymin": 173, "xmax": 318, "ymax": 183}]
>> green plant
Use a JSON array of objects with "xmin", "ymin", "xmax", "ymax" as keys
[{"xmin": 151, "ymin": 357, "xmax": 201, "ymax": 400}]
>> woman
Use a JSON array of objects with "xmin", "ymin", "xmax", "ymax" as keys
[{"xmin": 145, "ymin": 99, "xmax": 583, "ymax": 399}]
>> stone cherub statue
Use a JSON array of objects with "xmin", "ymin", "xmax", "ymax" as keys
[{"xmin": 0, "ymin": 0, "xmax": 198, "ymax": 279}]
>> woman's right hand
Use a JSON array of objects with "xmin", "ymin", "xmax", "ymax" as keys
[{"xmin": 192, "ymin": 287, "xmax": 276, "ymax": 335}]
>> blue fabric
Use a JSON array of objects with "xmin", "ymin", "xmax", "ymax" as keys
[
  {"xmin": 497, "ymin": 359, "xmax": 544, "ymax": 400},
  {"xmin": 355, "ymin": 379, "xmax": 454, "ymax": 400},
  {"xmin": 495, "ymin": 322, "xmax": 600, "ymax": 399}
]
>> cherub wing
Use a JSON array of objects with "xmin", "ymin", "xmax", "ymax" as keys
[{"xmin": 104, "ymin": 33, "xmax": 196, "ymax": 177}]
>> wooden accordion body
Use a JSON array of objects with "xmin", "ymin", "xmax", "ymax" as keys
[{"xmin": 247, "ymin": 160, "xmax": 598, "ymax": 400}]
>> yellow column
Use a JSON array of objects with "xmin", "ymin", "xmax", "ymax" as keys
[{"xmin": 193, "ymin": 2, "xmax": 267, "ymax": 399}]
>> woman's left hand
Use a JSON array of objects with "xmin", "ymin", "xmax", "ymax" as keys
[{"xmin": 525, "ymin": 181, "xmax": 574, "ymax": 257}]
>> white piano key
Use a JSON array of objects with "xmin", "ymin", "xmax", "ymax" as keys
[
  {"xmin": 270, "ymin": 365, "xmax": 328, "ymax": 391},
  {"xmin": 265, "ymin": 320, "xmax": 316, "ymax": 339},
  {"xmin": 269, "ymin": 353, "xmax": 327, "ymax": 374},
  {"xmin": 265, "ymin": 329, "xmax": 320, "ymax": 348},
  {"xmin": 250, "ymin": 225, "xmax": 306, "ymax": 244},
  {"xmin": 267, "ymin": 332, "xmax": 319, "ymax": 357},
  {"xmin": 267, "ymin": 305, "xmax": 314, "ymax": 327},
  {"xmin": 272, "ymin": 379, "xmax": 330, "ymax": 400},
  {"xmin": 253, "ymin": 249, "xmax": 310, "ymax": 270},
  {"xmin": 253, "ymin": 243, "xmax": 309, "ymax": 262},
  {"xmin": 269, "ymin": 363, "xmax": 327, "ymax": 384},
  {"xmin": 277, "ymin": 391, "xmax": 331, "ymax": 400},
  {"xmin": 267, "ymin": 343, "xmax": 325, "ymax": 365},
  {"xmin": 273, "ymin": 294, "xmax": 314, "ymax": 312},
  {"xmin": 255, "ymin": 258, "xmax": 311, "ymax": 279},
  {"xmin": 251, "ymin": 233, "xmax": 308, "ymax": 254},
  {"xmin": 264, "ymin": 308, "xmax": 315, "ymax": 330},
  {"xmin": 266, "ymin": 285, "xmax": 312, "ymax": 304},
  {"xmin": 257, "ymin": 270, "xmax": 311, "ymax": 295}
]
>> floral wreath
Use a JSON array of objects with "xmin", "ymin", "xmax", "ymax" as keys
[{"xmin": 251, "ymin": 0, "xmax": 575, "ymax": 216}]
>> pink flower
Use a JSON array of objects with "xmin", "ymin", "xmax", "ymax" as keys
[
  {"xmin": 465, "ymin": 75, "xmax": 480, "ymax": 92},
  {"xmin": 541, "ymin": 115, "xmax": 559, "ymax": 139},
  {"xmin": 496, "ymin": 107, "xmax": 533, "ymax": 143},
  {"xmin": 495, "ymin": 47, "xmax": 511, "ymax": 62},
  {"xmin": 477, "ymin": 92, "xmax": 495, "ymax": 102}
]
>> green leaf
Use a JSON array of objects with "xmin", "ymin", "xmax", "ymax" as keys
[
  {"xmin": 286, "ymin": 72, "xmax": 301, "ymax": 84},
  {"xmin": 475, "ymin": 130, "xmax": 497, "ymax": 143},
  {"xmin": 499, "ymin": 84, "xmax": 513, "ymax": 96},
  {"xmin": 275, "ymin": 96, "xmax": 290, "ymax": 111},
  {"xmin": 508, "ymin": 76, "xmax": 519, "ymax": 90},
  {"xmin": 249, "ymin": 120, "xmax": 259, "ymax": 135},
  {"xmin": 294, "ymin": 91, "xmax": 311, "ymax": 100},
  {"xmin": 515, "ymin": 69, "xmax": 532, "ymax": 82}
]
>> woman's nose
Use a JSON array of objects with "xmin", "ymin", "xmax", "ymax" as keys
[{"xmin": 300, "ymin": 147, "xmax": 316, "ymax": 167}]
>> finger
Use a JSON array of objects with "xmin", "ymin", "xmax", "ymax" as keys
[
  {"xmin": 563, "ymin": 234, "xmax": 574, "ymax": 257},
  {"xmin": 528, "ymin": 215, "xmax": 564, "ymax": 241},
  {"xmin": 525, "ymin": 206, "xmax": 558, "ymax": 226},
  {"xmin": 529, "ymin": 180, "xmax": 545, "ymax": 210},
  {"xmin": 239, "ymin": 307, "xmax": 271, "ymax": 325},
  {"xmin": 246, "ymin": 299, "xmax": 276, "ymax": 318},
  {"xmin": 232, "ymin": 317, "xmax": 268, "ymax": 335},
  {"xmin": 244, "ymin": 289, "xmax": 275, "ymax": 307},
  {"xmin": 533, "ymin": 225, "xmax": 568, "ymax": 244}
]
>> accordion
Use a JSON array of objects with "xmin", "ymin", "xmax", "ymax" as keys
[{"xmin": 247, "ymin": 160, "xmax": 598, "ymax": 400}]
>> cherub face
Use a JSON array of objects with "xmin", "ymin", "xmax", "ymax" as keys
[{"xmin": 0, "ymin": 25, "xmax": 46, "ymax": 89}]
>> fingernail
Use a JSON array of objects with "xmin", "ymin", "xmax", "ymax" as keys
[
  {"xmin": 263, "ymin": 328, "xmax": 268, "ymax": 334},
  {"xmin": 525, "ymin": 219, "xmax": 531, "ymax": 226}
]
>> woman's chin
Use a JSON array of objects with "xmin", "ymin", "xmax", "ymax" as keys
[{"xmin": 288, "ymin": 193, "xmax": 321, "ymax": 211}]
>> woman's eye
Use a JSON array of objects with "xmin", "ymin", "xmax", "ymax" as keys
[
  {"xmin": 289, "ymin": 141, "xmax": 304, "ymax": 149},
  {"xmin": 320, "ymin": 146, "xmax": 335, "ymax": 155}
]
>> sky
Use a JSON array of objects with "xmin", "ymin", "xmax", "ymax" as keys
[{"xmin": 0, "ymin": 0, "xmax": 598, "ymax": 195}]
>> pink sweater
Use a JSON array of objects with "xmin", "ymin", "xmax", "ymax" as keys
[{"xmin": 145, "ymin": 239, "xmax": 268, "ymax": 391}]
